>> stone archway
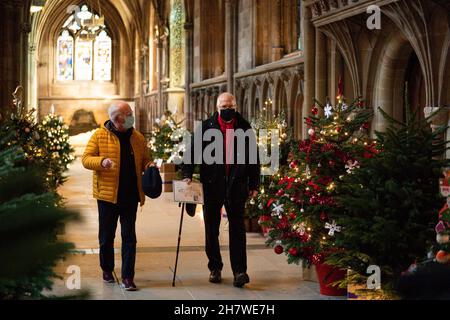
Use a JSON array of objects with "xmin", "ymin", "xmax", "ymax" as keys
[
  {"xmin": 31, "ymin": 0, "xmax": 137, "ymax": 135},
  {"xmin": 372, "ymin": 31, "xmax": 419, "ymax": 132}
]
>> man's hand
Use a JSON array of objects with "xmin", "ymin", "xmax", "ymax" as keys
[
  {"xmin": 101, "ymin": 158, "xmax": 114, "ymax": 169},
  {"xmin": 249, "ymin": 190, "xmax": 258, "ymax": 198},
  {"xmin": 183, "ymin": 178, "xmax": 192, "ymax": 185}
]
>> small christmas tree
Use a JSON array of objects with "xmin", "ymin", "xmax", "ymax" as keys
[
  {"xmin": 37, "ymin": 113, "xmax": 75, "ymax": 190},
  {"xmin": 246, "ymin": 101, "xmax": 293, "ymax": 223},
  {"xmin": 148, "ymin": 110, "xmax": 189, "ymax": 163},
  {"xmin": 326, "ymin": 103, "xmax": 449, "ymax": 294},
  {"xmin": 259, "ymin": 90, "xmax": 374, "ymax": 266}
]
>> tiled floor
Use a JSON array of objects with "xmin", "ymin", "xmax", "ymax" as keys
[{"xmin": 47, "ymin": 158, "xmax": 341, "ymax": 300}]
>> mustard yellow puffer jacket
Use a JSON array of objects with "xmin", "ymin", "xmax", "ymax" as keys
[{"xmin": 82, "ymin": 125, "xmax": 152, "ymax": 206}]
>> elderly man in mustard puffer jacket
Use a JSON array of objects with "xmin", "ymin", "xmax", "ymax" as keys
[{"xmin": 82, "ymin": 101, "xmax": 153, "ymax": 291}]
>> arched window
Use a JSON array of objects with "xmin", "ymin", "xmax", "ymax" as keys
[{"xmin": 56, "ymin": 5, "xmax": 112, "ymax": 81}]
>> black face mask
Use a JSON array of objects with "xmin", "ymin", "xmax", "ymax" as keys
[{"xmin": 220, "ymin": 108, "xmax": 236, "ymax": 122}]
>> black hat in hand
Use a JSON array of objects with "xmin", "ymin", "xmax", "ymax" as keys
[
  {"xmin": 142, "ymin": 166, "xmax": 162, "ymax": 199},
  {"xmin": 185, "ymin": 203, "xmax": 197, "ymax": 217}
]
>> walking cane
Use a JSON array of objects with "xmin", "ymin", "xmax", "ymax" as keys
[{"xmin": 172, "ymin": 202, "xmax": 185, "ymax": 287}]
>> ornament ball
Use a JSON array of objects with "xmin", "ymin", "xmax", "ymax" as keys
[
  {"xmin": 288, "ymin": 247, "xmax": 299, "ymax": 256},
  {"xmin": 274, "ymin": 245, "xmax": 284, "ymax": 255}
]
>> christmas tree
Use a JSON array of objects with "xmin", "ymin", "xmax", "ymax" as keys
[
  {"xmin": 246, "ymin": 100, "xmax": 293, "ymax": 223},
  {"xmin": 0, "ymin": 135, "xmax": 79, "ymax": 299},
  {"xmin": 37, "ymin": 112, "xmax": 75, "ymax": 190},
  {"xmin": 0, "ymin": 104, "xmax": 74, "ymax": 191},
  {"xmin": 0, "ymin": 89, "xmax": 80, "ymax": 299},
  {"xmin": 148, "ymin": 110, "xmax": 189, "ymax": 163},
  {"xmin": 259, "ymin": 91, "xmax": 374, "ymax": 266},
  {"xmin": 325, "ymin": 103, "xmax": 449, "ymax": 294},
  {"xmin": 433, "ymin": 171, "xmax": 450, "ymax": 264}
]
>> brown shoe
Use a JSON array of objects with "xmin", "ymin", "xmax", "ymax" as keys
[
  {"xmin": 103, "ymin": 271, "xmax": 115, "ymax": 283},
  {"xmin": 122, "ymin": 278, "xmax": 138, "ymax": 291}
]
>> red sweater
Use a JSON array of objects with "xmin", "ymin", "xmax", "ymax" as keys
[{"xmin": 217, "ymin": 115, "xmax": 236, "ymax": 176}]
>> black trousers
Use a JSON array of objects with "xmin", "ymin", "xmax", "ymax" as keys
[
  {"xmin": 203, "ymin": 200, "xmax": 247, "ymax": 274},
  {"xmin": 97, "ymin": 200, "xmax": 138, "ymax": 279}
]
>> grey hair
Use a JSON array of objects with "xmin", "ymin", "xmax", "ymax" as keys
[
  {"xmin": 216, "ymin": 93, "xmax": 237, "ymax": 107},
  {"xmin": 108, "ymin": 104, "xmax": 121, "ymax": 121}
]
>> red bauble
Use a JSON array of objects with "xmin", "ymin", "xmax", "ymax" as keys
[
  {"xmin": 289, "ymin": 212, "xmax": 297, "ymax": 220},
  {"xmin": 277, "ymin": 189, "xmax": 285, "ymax": 196},
  {"xmin": 289, "ymin": 160, "xmax": 298, "ymax": 169},
  {"xmin": 320, "ymin": 212, "xmax": 328, "ymax": 221},
  {"xmin": 361, "ymin": 122, "xmax": 370, "ymax": 130},
  {"xmin": 312, "ymin": 107, "xmax": 319, "ymax": 116},
  {"xmin": 288, "ymin": 247, "xmax": 299, "ymax": 256},
  {"xmin": 274, "ymin": 245, "xmax": 284, "ymax": 255},
  {"xmin": 328, "ymin": 160, "xmax": 335, "ymax": 167}
]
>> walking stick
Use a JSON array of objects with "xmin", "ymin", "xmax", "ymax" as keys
[{"xmin": 172, "ymin": 202, "xmax": 185, "ymax": 287}]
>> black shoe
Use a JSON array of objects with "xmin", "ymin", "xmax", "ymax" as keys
[
  {"xmin": 122, "ymin": 278, "xmax": 138, "ymax": 291},
  {"xmin": 233, "ymin": 272, "xmax": 250, "ymax": 288},
  {"xmin": 209, "ymin": 270, "xmax": 222, "ymax": 283},
  {"xmin": 103, "ymin": 271, "xmax": 115, "ymax": 283}
]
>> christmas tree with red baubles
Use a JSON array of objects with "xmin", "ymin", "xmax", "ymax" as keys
[{"xmin": 259, "ymin": 82, "xmax": 375, "ymax": 267}]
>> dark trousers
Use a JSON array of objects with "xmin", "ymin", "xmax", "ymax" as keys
[
  {"xmin": 203, "ymin": 200, "xmax": 247, "ymax": 274},
  {"xmin": 97, "ymin": 200, "xmax": 138, "ymax": 279}
]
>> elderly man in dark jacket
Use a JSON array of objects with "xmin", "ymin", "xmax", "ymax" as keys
[{"xmin": 182, "ymin": 92, "xmax": 260, "ymax": 288}]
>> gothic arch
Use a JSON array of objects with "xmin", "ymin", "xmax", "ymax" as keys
[
  {"xmin": 288, "ymin": 72, "xmax": 303, "ymax": 138},
  {"xmin": 372, "ymin": 30, "xmax": 416, "ymax": 132},
  {"xmin": 34, "ymin": 0, "xmax": 137, "ymax": 121}
]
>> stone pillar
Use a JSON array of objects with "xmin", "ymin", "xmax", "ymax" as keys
[
  {"xmin": 184, "ymin": 21, "xmax": 194, "ymax": 130},
  {"xmin": 271, "ymin": 0, "xmax": 284, "ymax": 61},
  {"xmin": 156, "ymin": 38, "xmax": 164, "ymax": 115},
  {"xmin": 225, "ymin": 0, "xmax": 236, "ymax": 94},
  {"xmin": 0, "ymin": 1, "xmax": 30, "ymax": 119},
  {"xmin": 302, "ymin": 3, "xmax": 315, "ymax": 138},
  {"xmin": 315, "ymin": 30, "xmax": 327, "ymax": 104}
]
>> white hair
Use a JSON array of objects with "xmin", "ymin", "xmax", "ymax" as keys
[
  {"xmin": 108, "ymin": 104, "xmax": 121, "ymax": 121},
  {"xmin": 216, "ymin": 93, "xmax": 237, "ymax": 107}
]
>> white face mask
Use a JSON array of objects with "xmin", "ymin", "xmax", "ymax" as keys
[{"xmin": 123, "ymin": 115, "xmax": 135, "ymax": 129}]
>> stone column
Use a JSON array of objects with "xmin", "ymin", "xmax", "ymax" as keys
[
  {"xmin": 271, "ymin": 0, "xmax": 284, "ymax": 61},
  {"xmin": 302, "ymin": 3, "xmax": 315, "ymax": 138},
  {"xmin": 0, "ymin": 0, "xmax": 30, "ymax": 119},
  {"xmin": 225, "ymin": 0, "xmax": 236, "ymax": 94},
  {"xmin": 156, "ymin": 37, "xmax": 164, "ymax": 115},
  {"xmin": 184, "ymin": 21, "xmax": 194, "ymax": 130},
  {"xmin": 315, "ymin": 30, "xmax": 327, "ymax": 104}
]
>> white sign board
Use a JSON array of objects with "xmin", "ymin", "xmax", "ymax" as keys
[{"xmin": 173, "ymin": 180, "xmax": 204, "ymax": 204}]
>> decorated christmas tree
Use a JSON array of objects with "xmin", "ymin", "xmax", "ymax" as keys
[
  {"xmin": 37, "ymin": 111, "xmax": 75, "ymax": 190},
  {"xmin": 325, "ymin": 103, "xmax": 449, "ymax": 295},
  {"xmin": 245, "ymin": 100, "xmax": 293, "ymax": 224},
  {"xmin": 148, "ymin": 110, "xmax": 189, "ymax": 163},
  {"xmin": 259, "ymin": 88, "xmax": 374, "ymax": 266},
  {"xmin": 0, "ymin": 91, "xmax": 79, "ymax": 299},
  {"xmin": 434, "ymin": 171, "xmax": 450, "ymax": 264}
]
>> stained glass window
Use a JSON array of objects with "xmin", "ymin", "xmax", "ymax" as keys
[
  {"xmin": 56, "ymin": 4, "xmax": 111, "ymax": 81},
  {"xmin": 94, "ymin": 31, "xmax": 112, "ymax": 81},
  {"xmin": 75, "ymin": 37, "xmax": 93, "ymax": 80},
  {"xmin": 57, "ymin": 30, "xmax": 74, "ymax": 80}
]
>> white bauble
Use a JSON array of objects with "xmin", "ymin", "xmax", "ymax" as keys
[{"xmin": 436, "ymin": 233, "xmax": 450, "ymax": 244}]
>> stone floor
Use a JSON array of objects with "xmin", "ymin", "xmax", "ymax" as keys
[{"xmin": 47, "ymin": 157, "xmax": 340, "ymax": 300}]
